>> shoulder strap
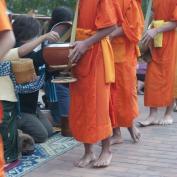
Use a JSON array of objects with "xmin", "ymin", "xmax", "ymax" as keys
[
  {"xmin": 70, "ymin": 0, "xmax": 80, "ymax": 43},
  {"xmin": 144, "ymin": 0, "xmax": 152, "ymax": 31}
]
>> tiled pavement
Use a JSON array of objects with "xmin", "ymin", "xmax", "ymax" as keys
[{"xmin": 25, "ymin": 95, "xmax": 177, "ymax": 177}]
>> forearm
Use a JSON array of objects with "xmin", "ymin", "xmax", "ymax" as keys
[
  {"xmin": 156, "ymin": 21, "xmax": 177, "ymax": 33},
  {"xmin": 84, "ymin": 25, "xmax": 116, "ymax": 47},
  {"xmin": 18, "ymin": 35, "xmax": 46, "ymax": 57},
  {"xmin": 0, "ymin": 31, "xmax": 15, "ymax": 60},
  {"xmin": 109, "ymin": 26, "xmax": 124, "ymax": 40}
]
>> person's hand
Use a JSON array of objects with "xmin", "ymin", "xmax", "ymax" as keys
[
  {"xmin": 68, "ymin": 41, "xmax": 89, "ymax": 63},
  {"xmin": 44, "ymin": 31, "xmax": 60, "ymax": 42},
  {"xmin": 141, "ymin": 28, "xmax": 158, "ymax": 48}
]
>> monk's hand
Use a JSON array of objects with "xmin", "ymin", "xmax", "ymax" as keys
[
  {"xmin": 69, "ymin": 41, "xmax": 89, "ymax": 63},
  {"xmin": 142, "ymin": 28, "xmax": 158, "ymax": 48}
]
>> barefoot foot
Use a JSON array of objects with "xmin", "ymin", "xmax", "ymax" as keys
[
  {"xmin": 158, "ymin": 115, "xmax": 173, "ymax": 125},
  {"xmin": 74, "ymin": 152, "xmax": 96, "ymax": 168},
  {"xmin": 128, "ymin": 126, "xmax": 141, "ymax": 143},
  {"xmin": 110, "ymin": 135, "xmax": 123, "ymax": 145},
  {"xmin": 93, "ymin": 151, "xmax": 112, "ymax": 168},
  {"xmin": 138, "ymin": 116, "xmax": 159, "ymax": 127}
]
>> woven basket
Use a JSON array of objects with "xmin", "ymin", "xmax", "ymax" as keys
[{"xmin": 11, "ymin": 58, "xmax": 36, "ymax": 84}]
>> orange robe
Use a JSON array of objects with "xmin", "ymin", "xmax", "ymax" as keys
[
  {"xmin": 110, "ymin": 0, "xmax": 144, "ymax": 128},
  {"xmin": 0, "ymin": 1, "xmax": 11, "ymax": 175},
  {"xmin": 174, "ymin": 30, "xmax": 177, "ymax": 98},
  {"xmin": 144, "ymin": 0, "xmax": 177, "ymax": 107},
  {"xmin": 69, "ymin": 0, "xmax": 123, "ymax": 144}
]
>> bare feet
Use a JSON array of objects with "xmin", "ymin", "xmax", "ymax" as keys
[
  {"xmin": 93, "ymin": 151, "xmax": 112, "ymax": 168},
  {"xmin": 158, "ymin": 115, "xmax": 173, "ymax": 125},
  {"xmin": 74, "ymin": 152, "xmax": 96, "ymax": 168},
  {"xmin": 110, "ymin": 128, "xmax": 123, "ymax": 145},
  {"xmin": 138, "ymin": 107, "xmax": 159, "ymax": 127},
  {"xmin": 128, "ymin": 126, "xmax": 141, "ymax": 143},
  {"xmin": 138, "ymin": 116, "xmax": 159, "ymax": 127},
  {"xmin": 110, "ymin": 134, "xmax": 123, "ymax": 145}
]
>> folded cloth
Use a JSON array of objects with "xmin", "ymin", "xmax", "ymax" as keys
[{"xmin": 152, "ymin": 20, "xmax": 167, "ymax": 48}]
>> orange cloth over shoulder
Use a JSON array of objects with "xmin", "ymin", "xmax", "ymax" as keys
[
  {"xmin": 69, "ymin": 0, "xmax": 123, "ymax": 144},
  {"xmin": 144, "ymin": 0, "xmax": 177, "ymax": 107},
  {"xmin": 110, "ymin": 0, "xmax": 144, "ymax": 128},
  {"xmin": 0, "ymin": 0, "xmax": 11, "ymax": 31}
]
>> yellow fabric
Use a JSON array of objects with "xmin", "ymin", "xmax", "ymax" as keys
[
  {"xmin": 136, "ymin": 46, "xmax": 141, "ymax": 57},
  {"xmin": 3, "ymin": 48, "xmax": 20, "ymax": 61},
  {"xmin": 76, "ymin": 28, "xmax": 115, "ymax": 83},
  {"xmin": 152, "ymin": 20, "xmax": 167, "ymax": 48},
  {"xmin": 101, "ymin": 37, "xmax": 115, "ymax": 83}
]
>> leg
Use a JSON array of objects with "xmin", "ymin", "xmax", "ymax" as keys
[
  {"xmin": 128, "ymin": 124, "xmax": 141, "ymax": 143},
  {"xmin": 1, "ymin": 101, "xmax": 19, "ymax": 163},
  {"xmin": 17, "ymin": 113, "xmax": 48, "ymax": 143},
  {"xmin": 110, "ymin": 128, "xmax": 123, "ymax": 145},
  {"xmin": 56, "ymin": 84, "xmax": 71, "ymax": 136},
  {"xmin": 173, "ymin": 99, "xmax": 177, "ymax": 112},
  {"xmin": 37, "ymin": 108, "xmax": 54, "ymax": 137},
  {"xmin": 74, "ymin": 143, "xmax": 96, "ymax": 168},
  {"xmin": 93, "ymin": 137, "xmax": 112, "ymax": 168},
  {"xmin": 138, "ymin": 107, "xmax": 159, "ymax": 126},
  {"xmin": 159, "ymin": 101, "xmax": 174, "ymax": 125},
  {"xmin": 137, "ymin": 80, "xmax": 144, "ymax": 95},
  {"xmin": 0, "ymin": 138, "xmax": 5, "ymax": 177},
  {"xmin": 61, "ymin": 117, "xmax": 72, "ymax": 137}
]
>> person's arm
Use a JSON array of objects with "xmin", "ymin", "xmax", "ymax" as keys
[
  {"xmin": 0, "ymin": 30, "xmax": 15, "ymax": 60},
  {"xmin": 18, "ymin": 31, "xmax": 59, "ymax": 57},
  {"xmin": 142, "ymin": 21, "xmax": 177, "ymax": 47},
  {"xmin": 69, "ymin": 25, "xmax": 116, "ymax": 63},
  {"xmin": 109, "ymin": 26, "xmax": 124, "ymax": 40}
]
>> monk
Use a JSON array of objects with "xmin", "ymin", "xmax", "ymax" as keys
[
  {"xmin": 69, "ymin": 0, "xmax": 123, "ymax": 168},
  {"xmin": 139, "ymin": 0, "xmax": 177, "ymax": 126},
  {"xmin": 173, "ymin": 30, "xmax": 177, "ymax": 111},
  {"xmin": 0, "ymin": 0, "xmax": 15, "ymax": 176},
  {"xmin": 109, "ymin": 0, "xmax": 144, "ymax": 144}
]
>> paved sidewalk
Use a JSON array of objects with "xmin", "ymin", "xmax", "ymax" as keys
[{"xmin": 25, "ymin": 96, "xmax": 177, "ymax": 177}]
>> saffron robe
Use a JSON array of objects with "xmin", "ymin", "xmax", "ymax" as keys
[
  {"xmin": 69, "ymin": 0, "xmax": 123, "ymax": 143},
  {"xmin": 110, "ymin": 0, "xmax": 144, "ymax": 127},
  {"xmin": 144, "ymin": 0, "xmax": 177, "ymax": 107},
  {"xmin": 173, "ymin": 30, "xmax": 177, "ymax": 98}
]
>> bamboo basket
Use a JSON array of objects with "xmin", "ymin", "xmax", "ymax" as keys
[{"xmin": 11, "ymin": 58, "xmax": 36, "ymax": 84}]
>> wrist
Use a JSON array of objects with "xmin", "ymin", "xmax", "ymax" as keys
[
  {"xmin": 155, "ymin": 28, "xmax": 160, "ymax": 34},
  {"xmin": 84, "ymin": 39, "xmax": 91, "ymax": 48},
  {"xmin": 40, "ymin": 34, "xmax": 47, "ymax": 41}
]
